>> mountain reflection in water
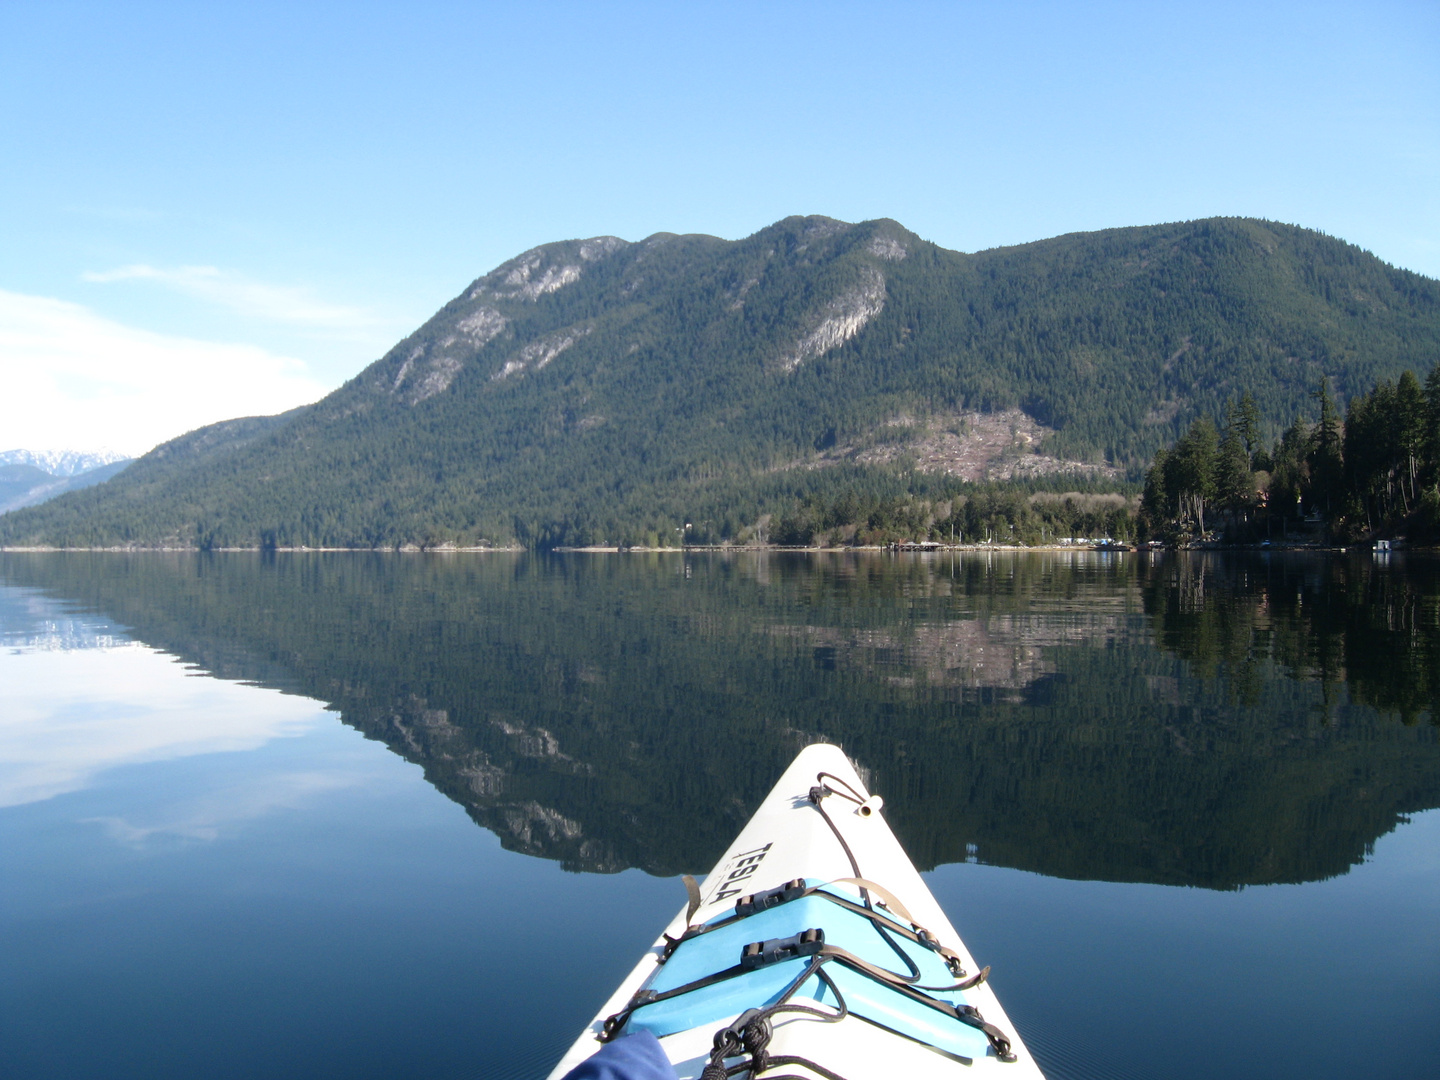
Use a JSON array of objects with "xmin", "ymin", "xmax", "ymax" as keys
[{"xmin": 2, "ymin": 550, "xmax": 1436, "ymax": 890}]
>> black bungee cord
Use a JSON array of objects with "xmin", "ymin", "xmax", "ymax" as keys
[{"xmin": 699, "ymin": 956, "xmax": 852, "ymax": 1080}]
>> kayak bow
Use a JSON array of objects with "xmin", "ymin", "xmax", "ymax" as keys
[{"xmin": 547, "ymin": 743, "xmax": 1045, "ymax": 1080}]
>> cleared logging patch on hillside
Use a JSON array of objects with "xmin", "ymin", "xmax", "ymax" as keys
[{"xmin": 811, "ymin": 409, "xmax": 1121, "ymax": 482}]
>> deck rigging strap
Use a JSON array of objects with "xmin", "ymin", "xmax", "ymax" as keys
[
  {"xmin": 603, "ymin": 936, "xmax": 1009, "ymax": 1060},
  {"xmin": 605, "ymin": 949, "xmax": 831, "ymax": 1045},
  {"xmin": 826, "ymin": 876, "xmax": 913, "ymax": 924},
  {"xmin": 683, "ymin": 874, "xmax": 703, "ymax": 926},
  {"xmin": 808, "ymin": 880, "xmax": 972, "ymax": 981},
  {"xmin": 666, "ymin": 875, "xmax": 968, "ymax": 980}
]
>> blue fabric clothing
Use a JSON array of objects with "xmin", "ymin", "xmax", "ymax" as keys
[{"xmin": 558, "ymin": 1031, "xmax": 677, "ymax": 1080}]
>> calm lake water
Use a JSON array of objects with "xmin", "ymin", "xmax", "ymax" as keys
[{"xmin": 1, "ymin": 551, "xmax": 1437, "ymax": 1080}]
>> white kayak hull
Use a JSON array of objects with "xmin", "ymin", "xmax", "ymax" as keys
[{"xmin": 547, "ymin": 743, "xmax": 1046, "ymax": 1079}]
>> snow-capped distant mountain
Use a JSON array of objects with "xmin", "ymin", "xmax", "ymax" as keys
[
  {"xmin": 0, "ymin": 457, "xmax": 133, "ymax": 515},
  {"xmin": 0, "ymin": 449, "xmax": 132, "ymax": 477}
]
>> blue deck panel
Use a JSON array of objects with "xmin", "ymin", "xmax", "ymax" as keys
[{"xmin": 626, "ymin": 886, "xmax": 992, "ymax": 1060}]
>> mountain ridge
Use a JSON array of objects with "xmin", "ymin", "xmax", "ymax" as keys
[
  {"xmin": 4, "ymin": 214, "xmax": 1439, "ymax": 549},
  {"xmin": 0, "ymin": 449, "xmax": 132, "ymax": 477},
  {"xmin": 0, "ymin": 460, "xmax": 133, "ymax": 515}
]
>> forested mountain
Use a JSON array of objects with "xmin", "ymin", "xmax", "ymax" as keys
[{"xmin": 4, "ymin": 215, "xmax": 1439, "ymax": 549}]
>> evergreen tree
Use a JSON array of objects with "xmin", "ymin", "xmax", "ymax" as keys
[
  {"xmin": 1141, "ymin": 447, "xmax": 1173, "ymax": 533},
  {"xmin": 1215, "ymin": 425, "xmax": 1253, "ymax": 522},
  {"xmin": 1396, "ymin": 370, "xmax": 1425, "ymax": 511},
  {"xmin": 1306, "ymin": 378, "xmax": 1344, "ymax": 516},
  {"xmin": 1234, "ymin": 392, "xmax": 1263, "ymax": 467},
  {"xmin": 1268, "ymin": 419, "xmax": 1311, "ymax": 524},
  {"xmin": 1217, "ymin": 402, "xmax": 1255, "ymax": 523},
  {"xmin": 1344, "ymin": 383, "xmax": 1390, "ymax": 530},
  {"xmin": 1424, "ymin": 365, "xmax": 1440, "ymax": 497},
  {"xmin": 1167, "ymin": 418, "xmax": 1220, "ymax": 534}
]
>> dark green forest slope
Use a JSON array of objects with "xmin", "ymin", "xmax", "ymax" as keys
[{"xmin": 5, "ymin": 215, "xmax": 1439, "ymax": 549}]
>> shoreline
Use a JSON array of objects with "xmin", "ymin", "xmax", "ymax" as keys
[{"xmin": 0, "ymin": 542, "xmax": 1407, "ymax": 554}]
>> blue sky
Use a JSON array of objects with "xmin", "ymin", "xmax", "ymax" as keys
[{"xmin": 1, "ymin": 1, "xmax": 1436, "ymax": 456}]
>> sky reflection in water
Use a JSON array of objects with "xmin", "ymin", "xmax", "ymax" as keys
[
  {"xmin": 0, "ymin": 641, "xmax": 320, "ymax": 810},
  {"xmin": 0, "ymin": 589, "xmax": 674, "ymax": 1080}
]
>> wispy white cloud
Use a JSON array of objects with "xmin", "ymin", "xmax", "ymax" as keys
[
  {"xmin": 82, "ymin": 263, "xmax": 377, "ymax": 332},
  {"xmin": 0, "ymin": 288, "xmax": 331, "ymax": 457}
]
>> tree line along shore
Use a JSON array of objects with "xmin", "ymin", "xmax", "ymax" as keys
[{"xmin": 1140, "ymin": 366, "xmax": 1440, "ymax": 547}]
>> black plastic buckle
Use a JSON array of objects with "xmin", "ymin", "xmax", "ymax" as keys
[
  {"xmin": 600, "ymin": 990, "xmax": 660, "ymax": 1043},
  {"xmin": 954, "ymin": 1003, "xmax": 983, "ymax": 1026},
  {"xmin": 661, "ymin": 929, "xmax": 699, "ymax": 961},
  {"xmin": 735, "ymin": 878, "xmax": 806, "ymax": 917},
  {"xmin": 740, "ymin": 928, "xmax": 825, "ymax": 970}
]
